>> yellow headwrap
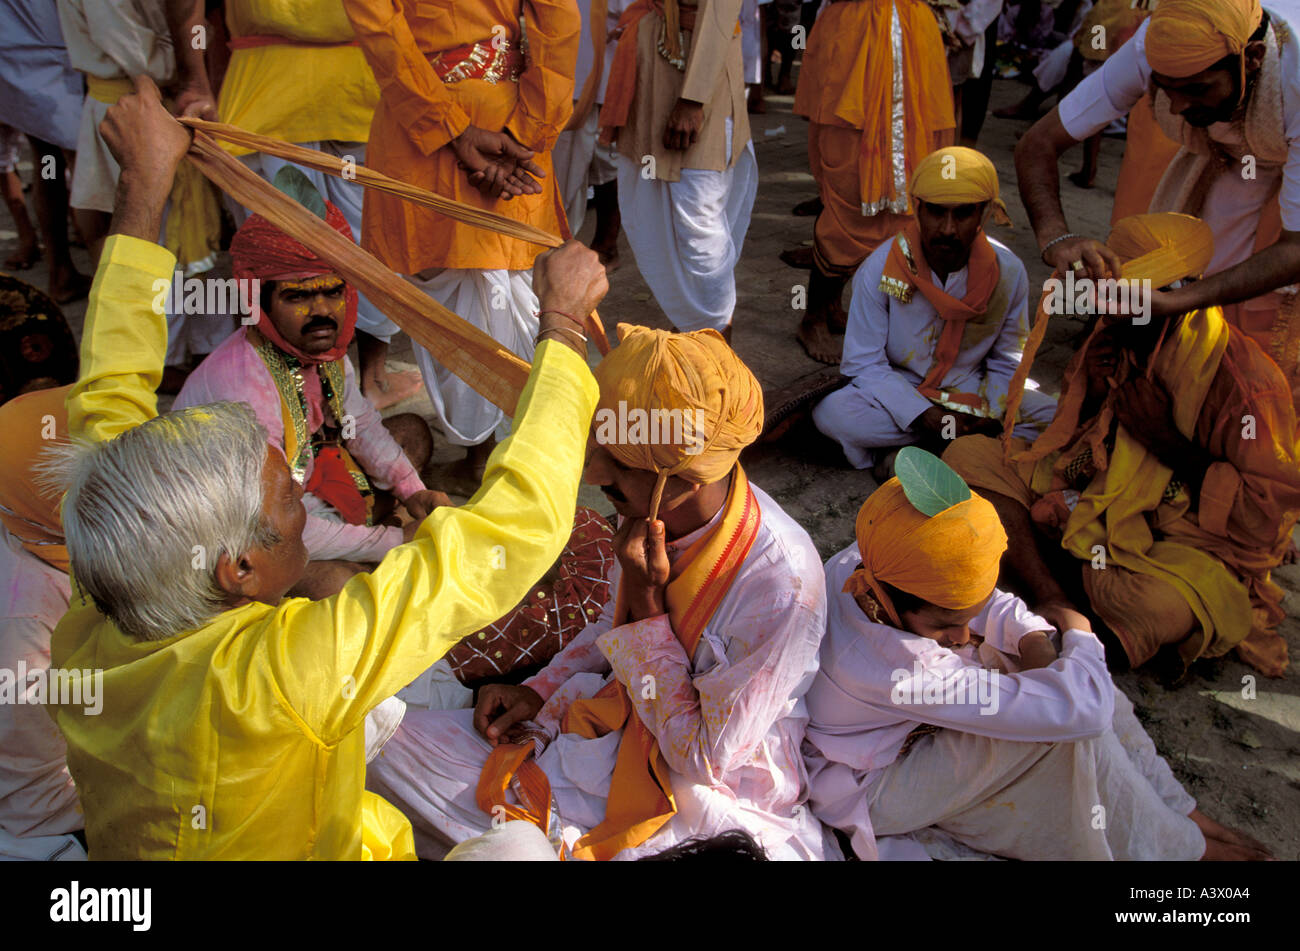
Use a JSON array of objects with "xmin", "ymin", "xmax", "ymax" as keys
[
  {"xmin": 592, "ymin": 324, "xmax": 764, "ymax": 517},
  {"xmin": 909, "ymin": 146, "xmax": 1013, "ymax": 227},
  {"xmin": 843, "ymin": 479, "xmax": 1007, "ymax": 628},
  {"xmin": 1108, "ymin": 211, "xmax": 1215, "ymax": 285},
  {"xmin": 1146, "ymin": 0, "xmax": 1263, "ymax": 78},
  {"xmin": 0, "ymin": 384, "xmax": 70, "ymax": 573}
]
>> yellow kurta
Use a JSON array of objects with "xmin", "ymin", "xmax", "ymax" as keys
[
  {"xmin": 49, "ymin": 235, "xmax": 599, "ymax": 859},
  {"xmin": 217, "ymin": 0, "xmax": 381, "ymax": 156}
]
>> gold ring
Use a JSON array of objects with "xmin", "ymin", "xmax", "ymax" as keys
[{"xmin": 1070, "ymin": 259, "xmax": 1085, "ymax": 271}]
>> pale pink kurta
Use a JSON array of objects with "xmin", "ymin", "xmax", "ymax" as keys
[
  {"xmin": 0, "ymin": 527, "xmax": 80, "ymax": 857},
  {"xmin": 367, "ymin": 482, "xmax": 838, "ymax": 860},
  {"xmin": 175, "ymin": 327, "xmax": 425, "ymax": 562}
]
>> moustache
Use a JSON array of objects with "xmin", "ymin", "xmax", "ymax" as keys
[
  {"xmin": 302, "ymin": 317, "xmax": 338, "ymax": 334},
  {"xmin": 600, "ymin": 484, "xmax": 627, "ymax": 503}
]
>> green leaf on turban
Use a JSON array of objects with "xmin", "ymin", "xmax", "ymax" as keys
[
  {"xmin": 271, "ymin": 166, "xmax": 328, "ymax": 220},
  {"xmin": 895, "ymin": 446, "xmax": 971, "ymax": 517}
]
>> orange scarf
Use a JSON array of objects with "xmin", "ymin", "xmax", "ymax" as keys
[
  {"xmin": 599, "ymin": 1, "xmax": 660, "ymax": 146},
  {"xmin": 880, "ymin": 221, "xmax": 1000, "ymax": 410},
  {"xmin": 477, "ymin": 465, "xmax": 762, "ymax": 860}
]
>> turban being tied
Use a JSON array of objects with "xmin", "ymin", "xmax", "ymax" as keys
[
  {"xmin": 1107, "ymin": 212, "xmax": 1215, "ymax": 285},
  {"xmin": 592, "ymin": 324, "xmax": 763, "ymax": 514},
  {"xmin": 0, "ymin": 384, "xmax": 71, "ymax": 573},
  {"xmin": 229, "ymin": 200, "xmax": 359, "ymax": 364},
  {"xmin": 1146, "ymin": 0, "xmax": 1263, "ymax": 79},
  {"xmin": 909, "ymin": 146, "xmax": 1013, "ymax": 227},
  {"xmin": 843, "ymin": 479, "xmax": 1007, "ymax": 628}
]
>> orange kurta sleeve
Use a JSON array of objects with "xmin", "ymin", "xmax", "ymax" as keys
[
  {"xmin": 341, "ymin": 0, "xmax": 470, "ymax": 156},
  {"xmin": 505, "ymin": 0, "xmax": 581, "ymax": 152}
]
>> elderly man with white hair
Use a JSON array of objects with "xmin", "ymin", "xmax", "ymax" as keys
[{"xmin": 43, "ymin": 76, "xmax": 608, "ymax": 861}]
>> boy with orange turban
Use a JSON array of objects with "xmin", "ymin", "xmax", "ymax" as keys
[
  {"xmin": 812, "ymin": 147, "xmax": 1055, "ymax": 479},
  {"xmin": 945, "ymin": 212, "xmax": 1300, "ymax": 680},
  {"xmin": 1017, "ymin": 0, "xmax": 1300, "ymax": 407},
  {"xmin": 367, "ymin": 324, "xmax": 838, "ymax": 860},
  {"xmin": 802, "ymin": 450, "xmax": 1270, "ymax": 861}
]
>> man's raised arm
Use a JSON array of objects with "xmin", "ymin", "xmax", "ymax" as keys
[{"xmin": 66, "ymin": 76, "xmax": 191, "ymax": 445}]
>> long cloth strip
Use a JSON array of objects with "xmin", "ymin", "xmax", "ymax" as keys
[
  {"xmin": 179, "ymin": 117, "xmax": 610, "ymax": 354},
  {"xmin": 186, "ymin": 130, "xmax": 529, "ymax": 413}
]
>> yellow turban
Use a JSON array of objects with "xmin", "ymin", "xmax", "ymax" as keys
[
  {"xmin": 909, "ymin": 146, "xmax": 1012, "ymax": 226},
  {"xmin": 1146, "ymin": 0, "xmax": 1263, "ymax": 78},
  {"xmin": 844, "ymin": 479, "xmax": 1007, "ymax": 628},
  {"xmin": 1108, "ymin": 212, "xmax": 1215, "ymax": 286},
  {"xmin": 0, "ymin": 384, "xmax": 70, "ymax": 573},
  {"xmin": 592, "ymin": 323, "xmax": 763, "ymax": 488}
]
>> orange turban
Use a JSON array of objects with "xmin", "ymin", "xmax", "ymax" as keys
[
  {"xmin": 1108, "ymin": 212, "xmax": 1215, "ymax": 285},
  {"xmin": 844, "ymin": 479, "xmax": 1007, "ymax": 627},
  {"xmin": 1146, "ymin": 0, "xmax": 1263, "ymax": 78},
  {"xmin": 909, "ymin": 146, "xmax": 1013, "ymax": 226},
  {"xmin": 592, "ymin": 323, "xmax": 763, "ymax": 494},
  {"xmin": 0, "ymin": 384, "xmax": 70, "ymax": 572}
]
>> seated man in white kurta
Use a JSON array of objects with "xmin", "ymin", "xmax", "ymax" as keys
[
  {"xmin": 367, "ymin": 325, "xmax": 836, "ymax": 860},
  {"xmin": 801, "ymin": 454, "xmax": 1272, "ymax": 862},
  {"xmin": 813, "ymin": 148, "xmax": 1055, "ymax": 476}
]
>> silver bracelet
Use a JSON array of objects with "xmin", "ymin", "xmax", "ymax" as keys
[
  {"xmin": 1040, "ymin": 232, "xmax": 1082, "ymax": 261},
  {"xmin": 536, "ymin": 325, "xmax": 587, "ymax": 348}
]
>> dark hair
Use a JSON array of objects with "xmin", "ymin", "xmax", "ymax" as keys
[
  {"xmin": 638, "ymin": 829, "xmax": 769, "ymax": 861},
  {"xmin": 879, "ymin": 580, "xmax": 928, "ymax": 618},
  {"xmin": 1205, "ymin": 12, "xmax": 1270, "ymax": 73},
  {"xmin": 259, "ymin": 279, "xmax": 276, "ymax": 316}
]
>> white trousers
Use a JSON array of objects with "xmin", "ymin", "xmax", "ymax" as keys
[
  {"xmin": 234, "ymin": 140, "xmax": 400, "ymax": 343},
  {"xmin": 405, "ymin": 268, "xmax": 538, "ymax": 447},
  {"xmin": 614, "ymin": 119, "xmax": 757, "ymax": 333},
  {"xmin": 813, "ymin": 382, "xmax": 1058, "ymax": 469}
]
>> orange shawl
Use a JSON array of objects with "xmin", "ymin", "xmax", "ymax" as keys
[
  {"xmin": 477, "ymin": 464, "xmax": 762, "ymax": 860},
  {"xmin": 880, "ymin": 221, "xmax": 1000, "ymax": 409}
]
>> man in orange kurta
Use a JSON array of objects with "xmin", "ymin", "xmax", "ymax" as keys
[
  {"xmin": 792, "ymin": 0, "xmax": 955, "ymax": 365},
  {"xmin": 343, "ymin": 0, "xmax": 580, "ymax": 478}
]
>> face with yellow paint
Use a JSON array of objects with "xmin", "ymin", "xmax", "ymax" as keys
[{"xmin": 264, "ymin": 274, "xmax": 348, "ymax": 356}]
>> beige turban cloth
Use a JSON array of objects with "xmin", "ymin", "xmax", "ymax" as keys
[
  {"xmin": 1108, "ymin": 212, "xmax": 1216, "ymax": 285},
  {"xmin": 909, "ymin": 146, "xmax": 1013, "ymax": 226},
  {"xmin": 592, "ymin": 324, "xmax": 763, "ymax": 516},
  {"xmin": 1146, "ymin": 0, "xmax": 1263, "ymax": 78},
  {"xmin": 844, "ymin": 479, "xmax": 1008, "ymax": 628}
]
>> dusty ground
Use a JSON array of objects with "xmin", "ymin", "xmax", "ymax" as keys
[{"xmin": 3, "ymin": 76, "xmax": 1297, "ymax": 858}]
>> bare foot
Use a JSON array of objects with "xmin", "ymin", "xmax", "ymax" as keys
[
  {"xmin": 1201, "ymin": 837, "xmax": 1271, "ymax": 861},
  {"xmin": 363, "ymin": 367, "xmax": 423, "ymax": 410},
  {"xmin": 4, "ymin": 243, "xmax": 40, "ymax": 270},
  {"xmin": 1282, "ymin": 538, "xmax": 1297, "ymax": 565},
  {"xmin": 1067, "ymin": 170, "xmax": 1096, "ymax": 189},
  {"xmin": 48, "ymin": 267, "xmax": 90, "ymax": 305},
  {"xmin": 594, "ymin": 246, "xmax": 620, "ymax": 272},
  {"xmin": 797, "ymin": 317, "xmax": 842, "ymax": 365},
  {"xmin": 871, "ymin": 448, "xmax": 899, "ymax": 484}
]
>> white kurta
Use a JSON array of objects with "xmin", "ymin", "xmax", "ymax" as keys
[
  {"xmin": 0, "ymin": 528, "xmax": 84, "ymax": 861},
  {"xmin": 813, "ymin": 235, "xmax": 1056, "ymax": 468},
  {"xmin": 405, "ymin": 269, "xmax": 538, "ymax": 447},
  {"xmin": 802, "ymin": 544, "xmax": 1204, "ymax": 861},
  {"xmin": 366, "ymin": 481, "xmax": 837, "ymax": 860},
  {"xmin": 1058, "ymin": 3, "xmax": 1300, "ymax": 276},
  {"xmin": 615, "ymin": 118, "xmax": 758, "ymax": 332}
]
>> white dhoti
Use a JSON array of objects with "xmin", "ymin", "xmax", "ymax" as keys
[
  {"xmin": 233, "ymin": 140, "xmax": 400, "ymax": 343},
  {"xmin": 614, "ymin": 121, "xmax": 757, "ymax": 333},
  {"xmin": 405, "ymin": 268, "xmax": 538, "ymax": 447},
  {"xmin": 812, "ymin": 381, "xmax": 1058, "ymax": 469},
  {"xmin": 552, "ymin": 107, "xmax": 600, "ymax": 237},
  {"xmin": 367, "ymin": 701, "xmax": 831, "ymax": 862},
  {"xmin": 867, "ymin": 688, "xmax": 1203, "ymax": 861}
]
